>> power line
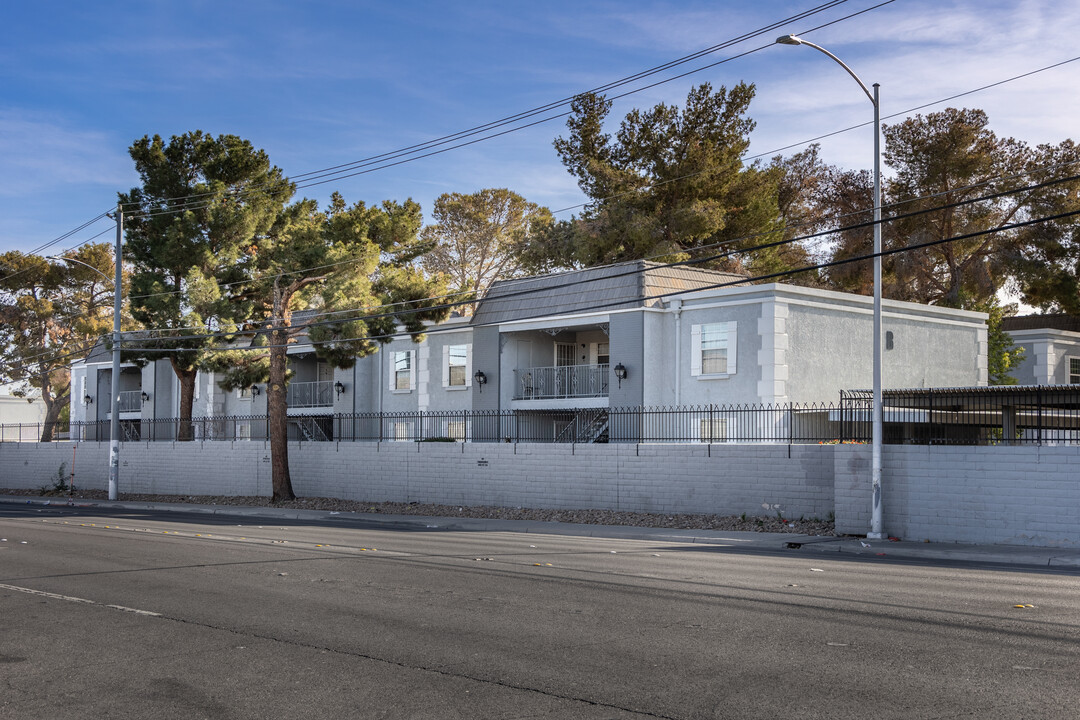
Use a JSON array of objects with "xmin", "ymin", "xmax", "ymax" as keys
[
  {"xmin": 110, "ymin": 170, "xmax": 1080, "ymax": 345},
  {"xmin": 113, "ymin": 204, "xmax": 1080, "ymax": 357},
  {"xmin": 63, "ymin": 164, "xmax": 1080, "ymax": 341},
  {"xmin": 113, "ymin": 1, "xmax": 863, "ymax": 218}
]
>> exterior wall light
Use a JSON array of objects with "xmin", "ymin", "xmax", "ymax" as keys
[
  {"xmin": 474, "ymin": 371, "xmax": 487, "ymax": 392},
  {"xmin": 334, "ymin": 381, "xmax": 346, "ymax": 398},
  {"xmin": 141, "ymin": 391, "xmax": 150, "ymax": 403},
  {"xmin": 250, "ymin": 385, "xmax": 261, "ymax": 397},
  {"xmin": 84, "ymin": 395, "xmax": 93, "ymax": 405},
  {"xmin": 614, "ymin": 363, "xmax": 627, "ymax": 388}
]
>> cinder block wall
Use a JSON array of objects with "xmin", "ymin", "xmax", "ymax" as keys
[
  {"xmin": 5, "ymin": 442, "xmax": 1077, "ymax": 547},
  {"xmin": 834, "ymin": 445, "xmax": 1080, "ymax": 547},
  {"xmin": 0, "ymin": 441, "xmax": 835, "ymax": 519}
]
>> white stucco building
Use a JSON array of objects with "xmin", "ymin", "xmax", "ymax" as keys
[{"xmin": 69, "ymin": 261, "xmax": 988, "ymax": 442}]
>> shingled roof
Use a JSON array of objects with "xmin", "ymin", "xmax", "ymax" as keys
[
  {"xmin": 471, "ymin": 260, "xmax": 747, "ymax": 326},
  {"xmin": 1002, "ymin": 314, "xmax": 1080, "ymax": 333}
]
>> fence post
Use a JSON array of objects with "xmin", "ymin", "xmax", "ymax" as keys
[{"xmin": 1037, "ymin": 386, "xmax": 1043, "ymax": 446}]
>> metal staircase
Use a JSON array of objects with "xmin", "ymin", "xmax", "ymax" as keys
[
  {"xmin": 555, "ymin": 410, "xmax": 610, "ymax": 443},
  {"xmin": 290, "ymin": 417, "xmax": 331, "ymax": 442}
]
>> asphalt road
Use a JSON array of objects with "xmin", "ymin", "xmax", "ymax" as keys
[{"xmin": 2, "ymin": 505, "xmax": 1078, "ymax": 720}]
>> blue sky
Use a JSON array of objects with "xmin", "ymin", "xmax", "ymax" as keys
[{"xmin": 2, "ymin": 0, "xmax": 1078, "ymax": 255}]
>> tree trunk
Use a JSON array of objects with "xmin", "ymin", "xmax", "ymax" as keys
[
  {"xmin": 171, "ymin": 360, "xmax": 198, "ymax": 441},
  {"xmin": 267, "ymin": 326, "xmax": 295, "ymax": 502},
  {"xmin": 39, "ymin": 399, "xmax": 64, "ymax": 443}
]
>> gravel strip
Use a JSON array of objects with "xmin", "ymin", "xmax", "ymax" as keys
[{"xmin": 7, "ymin": 488, "xmax": 835, "ymax": 536}]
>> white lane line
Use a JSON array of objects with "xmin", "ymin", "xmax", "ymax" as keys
[
  {"xmin": 0, "ymin": 583, "xmax": 162, "ymax": 617},
  {"xmin": 105, "ymin": 604, "xmax": 163, "ymax": 617}
]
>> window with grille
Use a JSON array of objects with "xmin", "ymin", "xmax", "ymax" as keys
[
  {"xmin": 700, "ymin": 325, "xmax": 728, "ymax": 374},
  {"xmin": 448, "ymin": 345, "xmax": 467, "ymax": 386},
  {"xmin": 597, "ymin": 342, "xmax": 610, "ymax": 365},
  {"xmin": 691, "ymin": 322, "xmax": 737, "ymax": 377},
  {"xmin": 447, "ymin": 420, "xmax": 467, "ymax": 440},
  {"xmin": 394, "ymin": 351, "xmax": 412, "ymax": 390},
  {"xmin": 1070, "ymin": 357, "xmax": 1080, "ymax": 384},
  {"xmin": 700, "ymin": 418, "xmax": 728, "ymax": 442}
]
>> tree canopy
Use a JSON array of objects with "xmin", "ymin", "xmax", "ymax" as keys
[
  {"xmin": 119, "ymin": 131, "xmax": 294, "ymax": 439},
  {"xmin": 206, "ymin": 193, "xmax": 449, "ymax": 501},
  {"xmin": 529, "ymin": 82, "xmax": 785, "ymax": 275},
  {"xmin": 420, "ymin": 188, "xmax": 552, "ymax": 311},
  {"xmin": 0, "ymin": 244, "xmax": 120, "ymax": 440}
]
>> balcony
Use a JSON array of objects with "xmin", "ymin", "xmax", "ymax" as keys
[
  {"xmin": 117, "ymin": 391, "xmax": 143, "ymax": 413},
  {"xmin": 287, "ymin": 380, "xmax": 334, "ymax": 408},
  {"xmin": 514, "ymin": 364, "xmax": 608, "ymax": 400}
]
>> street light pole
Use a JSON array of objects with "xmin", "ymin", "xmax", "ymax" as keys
[
  {"xmin": 109, "ymin": 203, "xmax": 123, "ymax": 501},
  {"xmin": 776, "ymin": 34, "xmax": 884, "ymax": 539},
  {"xmin": 49, "ymin": 216, "xmax": 123, "ymax": 501}
]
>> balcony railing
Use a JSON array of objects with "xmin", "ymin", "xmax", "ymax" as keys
[
  {"xmin": 514, "ymin": 364, "xmax": 608, "ymax": 400},
  {"xmin": 118, "ymin": 391, "xmax": 143, "ymax": 413},
  {"xmin": 287, "ymin": 380, "xmax": 334, "ymax": 408}
]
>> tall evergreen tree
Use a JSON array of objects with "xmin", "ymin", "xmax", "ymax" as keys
[
  {"xmin": 530, "ymin": 83, "xmax": 784, "ymax": 274},
  {"xmin": 206, "ymin": 193, "xmax": 449, "ymax": 501},
  {"xmin": 119, "ymin": 131, "xmax": 293, "ymax": 440},
  {"xmin": 879, "ymin": 108, "xmax": 1035, "ymax": 308},
  {"xmin": 1007, "ymin": 140, "xmax": 1080, "ymax": 313}
]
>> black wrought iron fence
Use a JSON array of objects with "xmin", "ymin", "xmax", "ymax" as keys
[
  {"xmin": 10, "ymin": 404, "xmax": 846, "ymax": 444},
  {"xmin": 840, "ymin": 385, "xmax": 1080, "ymax": 445},
  {"xmin": 8, "ymin": 388, "xmax": 1078, "ymax": 445}
]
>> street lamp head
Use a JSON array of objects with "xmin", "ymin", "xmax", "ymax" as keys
[{"xmin": 776, "ymin": 34, "xmax": 803, "ymax": 45}]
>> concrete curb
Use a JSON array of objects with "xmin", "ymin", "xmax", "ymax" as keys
[{"xmin": 5, "ymin": 495, "xmax": 1079, "ymax": 570}]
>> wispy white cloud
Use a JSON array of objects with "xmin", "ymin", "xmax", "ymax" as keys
[{"xmin": 0, "ymin": 110, "xmax": 132, "ymax": 197}]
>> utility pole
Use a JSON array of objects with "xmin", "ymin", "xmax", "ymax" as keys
[{"xmin": 108, "ymin": 203, "xmax": 123, "ymax": 500}]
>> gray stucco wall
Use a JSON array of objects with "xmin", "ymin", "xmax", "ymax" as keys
[
  {"xmin": 1008, "ymin": 332, "xmax": 1080, "ymax": 385},
  {"xmin": 609, "ymin": 312, "xmax": 643, "ymax": 407},
  {"xmin": 785, "ymin": 303, "xmax": 984, "ymax": 402},
  {"xmin": 677, "ymin": 302, "xmax": 763, "ymax": 406},
  {"xmin": 471, "ymin": 325, "xmax": 501, "ymax": 411}
]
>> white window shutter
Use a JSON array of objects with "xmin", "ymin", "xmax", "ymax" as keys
[
  {"xmin": 388, "ymin": 352, "xmax": 396, "ymax": 392},
  {"xmin": 194, "ymin": 371, "xmax": 200, "ymax": 400},
  {"xmin": 409, "ymin": 350, "xmax": 417, "ymax": 390},
  {"xmin": 726, "ymin": 321, "xmax": 737, "ymax": 375},
  {"xmin": 690, "ymin": 325, "xmax": 702, "ymax": 377},
  {"xmin": 441, "ymin": 346, "xmax": 449, "ymax": 388},
  {"xmin": 465, "ymin": 344, "xmax": 473, "ymax": 387}
]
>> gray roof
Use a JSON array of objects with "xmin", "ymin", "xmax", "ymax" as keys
[
  {"xmin": 80, "ymin": 332, "xmax": 154, "ymax": 363},
  {"xmin": 1002, "ymin": 314, "xmax": 1080, "ymax": 333},
  {"xmin": 471, "ymin": 260, "xmax": 747, "ymax": 326}
]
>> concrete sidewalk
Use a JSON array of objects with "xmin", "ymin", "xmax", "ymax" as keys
[{"xmin": 5, "ymin": 494, "xmax": 1079, "ymax": 570}]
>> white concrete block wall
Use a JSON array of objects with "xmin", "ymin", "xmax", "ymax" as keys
[
  {"xmin": 1, "ymin": 441, "xmax": 835, "ymax": 519},
  {"xmin": 834, "ymin": 445, "xmax": 1080, "ymax": 547},
  {"xmin": 5, "ymin": 442, "xmax": 1077, "ymax": 548}
]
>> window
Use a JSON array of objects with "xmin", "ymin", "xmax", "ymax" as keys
[
  {"xmin": 443, "ymin": 344, "xmax": 470, "ymax": 388},
  {"xmin": 700, "ymin": 419, "xmax": 728, "ymax": 442},
  {"xmin": 691, "ymin": 322, "xmax": 737, "ymax": 377},
  {"xmin": 446, "ymin": 420, "xmax": 467, "ymax": 440},
  {"xmin": 597, "ymin": 342, "xmax": 610, "ymax": 366},
  {"xmin": 1071, "ymin": 358, "xmax": 1080, "ymax": 384},
  {"xmin": 392, "ymin": 351, "xmax": 413, "ymax": 391}
]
